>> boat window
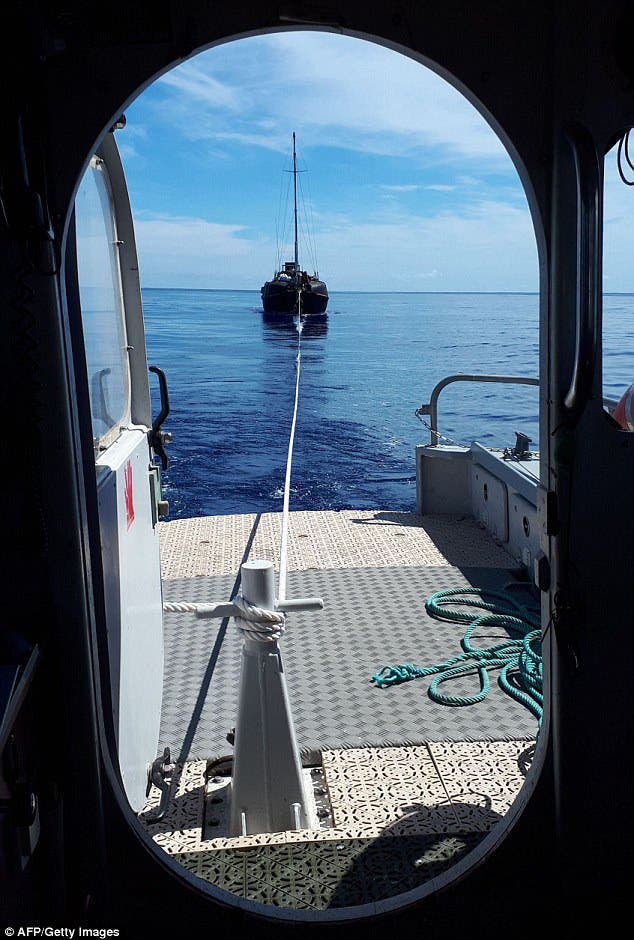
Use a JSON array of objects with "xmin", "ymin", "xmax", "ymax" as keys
[
  {"xmin": 111, "ymin": 28, "xmax": 542, "ymax": 921},
  {"xmin": 603, "ymin": 130, "xmax": 634, "ymax": 431},
  {"xmin": 75, "ymin": 155, "xmax": 131, "ymax": 451}
]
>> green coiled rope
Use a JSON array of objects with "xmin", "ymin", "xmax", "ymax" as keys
[{"xmin": 371, "ymin": 585, "xmax": 543, "ymax": 724}]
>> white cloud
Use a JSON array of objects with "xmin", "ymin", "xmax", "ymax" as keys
[
  {"xmin": 159, "ymin": 62, "xmax": 243, "ymax": 111},
  {"xmin": 132, "ymin": 198, "xmax": 538, "ymax": 292},
  {"xmin": 381, "ymin": 184, "xmax": 422, "ymax": 192},
  {"xmin": 133, "ymin": 213, "xmax": 265, "ymax": 287},
  {"xmin": 152, "ymin": 32, "xmax": 512, "ymax": 165},
  {"xmin": 416, "ymin": 269, "xmax": 440, "ymax": 279},
  {"xmin": 124, "ymin": 32, "xmax": 544, "ymax": 292},
  {"xmin": 299, "ymin": 197, "xmax": 538, "ymax": 291},
  {"xmin": 114, "ymin": 123, "xmax": 148, "ymax": 161},
  {"xmin": 602, "ymin": 146, "xmax": 634, "ymax": 292},
  {"xmin": 116, "ymin": 141, "xmax": 139, "ymax": 161}
]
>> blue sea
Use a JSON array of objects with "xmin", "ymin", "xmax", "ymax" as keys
[{"xmin": 142, "ymin": 290, "xmax": 633, "ymax": 519}]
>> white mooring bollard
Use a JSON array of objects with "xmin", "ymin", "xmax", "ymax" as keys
[{"xmin": 229, "ymin": 559, "xmax": 317, "ymax": 837}]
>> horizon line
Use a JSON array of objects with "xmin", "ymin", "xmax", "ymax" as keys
[
  {"xmin": 141, "ymin": 286, "xmax": 542, "ymax": 295},
  {"xmin": 139, "ymin": 287, "xmax": 634, "ymax": 296}
]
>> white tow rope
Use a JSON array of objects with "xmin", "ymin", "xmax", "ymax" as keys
[
  {"xmin": 163, "ymin": 292, "xmax": 314, "ymax": 623},
  {"xmin": 162, "ymin": 595, "xmax": 286, "ymax": 639},
  {"xmin": 278, "ymin": 299, "xmax": 303, "ymax": 603}
]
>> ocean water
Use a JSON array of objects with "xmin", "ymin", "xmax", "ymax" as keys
[{"xmin": 142, "ymin": 289, "xmax": 632, "ymax": 519}]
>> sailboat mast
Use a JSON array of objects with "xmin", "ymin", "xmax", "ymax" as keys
[{"xmin": 293, "ymin": 132, "xmax": 299, "ymax": 270}]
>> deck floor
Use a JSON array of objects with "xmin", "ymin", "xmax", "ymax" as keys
[
  {"xmin": 157, "ymin": 508, "xmax": 518, "ymax": 580},
  {"xmin": 140, "ymin": 509, "xmax": 540, "ymax": 909}
]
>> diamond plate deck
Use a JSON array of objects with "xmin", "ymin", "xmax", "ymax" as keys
[
  {"xmin": 160, "ymin": 564, "xmax": 538, "ymax": 764},
  {"xmin": 146, "ymin": 509, "xmax": 539, "ymax": 910}
]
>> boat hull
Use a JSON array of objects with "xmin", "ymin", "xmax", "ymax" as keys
[{"xmin": 261, "ymin": 279, "xmax": 329, "ymax": 316}]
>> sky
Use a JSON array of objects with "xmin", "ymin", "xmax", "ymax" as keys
[{"xmin": 117, "ymin": 30, "xmax": 633, "ymax": 293}]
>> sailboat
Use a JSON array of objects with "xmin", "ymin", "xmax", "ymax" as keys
[{"xmin": 261, "ymin": 133, "xmax": 329, "ymax": 317}]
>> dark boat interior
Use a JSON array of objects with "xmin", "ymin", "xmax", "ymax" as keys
[{"xmin": 1, "ymin": 2, "xmax": 633, "ymax": 935}]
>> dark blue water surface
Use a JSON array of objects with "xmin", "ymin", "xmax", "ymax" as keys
[{"xmin": 142, "ymin": 289, "xmax": 632, "ymax": 519}]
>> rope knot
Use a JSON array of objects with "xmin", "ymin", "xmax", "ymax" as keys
[{"xmin": 231, "ymin": 594, "xmax": 286, "ymax": 642}]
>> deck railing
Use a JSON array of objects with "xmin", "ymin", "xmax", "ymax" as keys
[
  {"xmin": 416, "ymin": 374, "xmax": 540, "ymax": 446},
  {"xmin": 417, "ymin": 373, "xmax": 620, "ymax": 446}
]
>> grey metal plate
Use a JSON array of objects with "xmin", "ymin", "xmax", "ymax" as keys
[{"xmin": 160, "ymin": 566, "xmax": 538, "ymax": 763}]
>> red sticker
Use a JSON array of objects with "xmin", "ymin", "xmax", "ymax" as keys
[{"xmin": 124, "ymin": 459, "xmax": 135, "ymax": 528}]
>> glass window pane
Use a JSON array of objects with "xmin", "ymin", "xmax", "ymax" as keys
[
  {"xmin": 603, "ymin": 133, "xmax": 634, "ymax": 430},
  {"xmin": 75, "ymin": 156, "xmax": 130, "ymax": 449}
]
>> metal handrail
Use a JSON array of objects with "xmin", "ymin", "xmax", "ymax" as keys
[
  {"xmin": 416, "ymin": 374, "xmax": 539, "ymax": 445},
  {"xmin": 417, "ymin": 374, "xmax": 621, "ymax": 446}
]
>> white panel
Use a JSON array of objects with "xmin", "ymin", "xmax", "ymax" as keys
[
  {"xmin": 97, "ymin": 429, "xmax": 163, "ymax": 810},
  {"xmin": 507, "ymin": 492, "xmax": 540, "ymax": 573},
  {"xmin": 471, "ymin": 464, "xmax": 509, "ymax": 543},
  {"xmin": 415, "ymin": 445, "xmax": 472, "ymax": 514}
]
